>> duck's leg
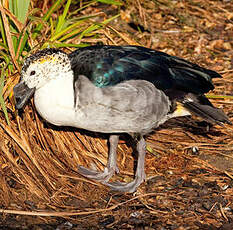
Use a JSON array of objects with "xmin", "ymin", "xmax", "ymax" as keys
[
  {"xmin": 77, "ymin": 135, "xmax": 119, "ymax": 182},
  {"xmin": 104, "ymin": 136, "xmax": 146, "ymax": 193}
]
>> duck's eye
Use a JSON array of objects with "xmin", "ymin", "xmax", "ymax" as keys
[{"xmin": 30, "ymin": 70, "xmax": 36, "ymax": 76}]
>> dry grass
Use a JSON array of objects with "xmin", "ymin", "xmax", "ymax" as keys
[{"xmin": 0, "ymin": 0, "xmax": 233, "ymax": 229}]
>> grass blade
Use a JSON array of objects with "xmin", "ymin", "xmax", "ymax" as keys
[
  {"xmin": 9, "ymin": 0, "xmax": 30, "ymax": 23},
  {"xmin": 55, "ymin": 0, "xmax": 71, "ymax": 34},
  {"xmin": 97, "ymin": 0, "xmax": 122, "ymax": 6},
  {"xmin": 0, "ymin": 2, "xmax": 19, "ymax": 71},
  {"xmin": 32, "ymin": 0, "xmax": 65, "ymax": 39},
  {"xmin": 206, "ymin": 94, "xmax": 233, "ymax": 100},
  {"xmin": 51, "ymin": 20, "xmax": 84, "ymax": 41},
  {"xmin": 79, "ymin": 14, "xmax": 119, "ymax": 39},
  {"xmin": 47, "ymin": 43, "xmax": 89, "ymax": 48},
  {"xmin": 0, "ymin": 67, "xmax": 10, "ymax": 125},
  {"xmin": 58, "ymin": 28, "xmax": 83, "ymax": 42},
  {"xmin": 0, "ymin": 15, "xmax": 7, "ymax": 45}
]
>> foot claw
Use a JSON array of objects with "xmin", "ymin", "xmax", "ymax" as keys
[
  {"xmin": 77, "ymin": 165, "xmax": 116, "ymax": 183},
  {"xmin": 104, "ymin": 175, "xmax": 145, "ymax": 193}
]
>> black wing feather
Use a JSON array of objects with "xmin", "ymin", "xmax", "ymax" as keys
[{"xmin": 69, "ymin": 45, "xmax": 221, "ymax": 94}]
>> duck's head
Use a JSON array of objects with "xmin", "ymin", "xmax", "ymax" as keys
[{"xmin": 14, "ymin": 48, "xmax": 71, "ymax": 109}]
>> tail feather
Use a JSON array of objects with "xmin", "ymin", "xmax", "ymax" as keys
[{"xmin": 183, "ymin": 101, "xmax": 232, "ymax": 126}]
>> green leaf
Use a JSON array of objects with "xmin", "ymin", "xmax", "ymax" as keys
[
  {"xmin": 0, "ymin": 50, "xmax": 10, "ymax": 65},
  {"xmin": 9, "ymin": 0, "xmax": 30, "ymax": 23},
  {"xmin": 69, "ymin": 0, "xmax": 96, "ymax": 15},
  {"xmin": 0, "ymin": 67, "xmax": 10, "ymax": 125},
  {"xmin": 45, "ymin": 42, "xmax": 89, "ymax": 48},
  {"xmin": 79, "ymin": 14, "xmax": 119, "ymax": 39},
  {"xmin": 58, "ymin": 27, "xmax": 83, "ymax": 42},
  {"xmin": 206, "ymin": 94, "xmax": 233, "ymax": 100},
  {"xmin": 50, "ymin": 13, "xmax": 106, "ymax": 42},
  {"xmin": 96, "ymin": 0, "xmax": 122, "ymax": 6},
  {"xmin": 50, "ymin": 17, "xmax": 55, "ymax": 36},
  {"xmin": 16, "ymin": 32, "xmax": 29, "ymax": 59},
  {"xmin": 6, "ymin": 0, "xmax": 30, "ymax": 54},
  {"xmin": 55, "ymin": 0, "xmax": 71, "ymax": 34},
  {"xmin": 32, "ymin": 0, "xmax": 65, "ymax": 39},
  {"xmin": 51, "ymin": 20, "xmax": 84, "ymax": 41},
  {"xmin": 0, "ymin": 15, "xmax": 7, "ymax": 46},
  {"xmin": 0, "ymin": 42, "xmax": 8, "ymax": 50}
]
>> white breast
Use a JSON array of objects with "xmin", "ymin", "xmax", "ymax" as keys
[{"xmin": 34, "ymin": 72, "xmax": 76, "ymax": 126}]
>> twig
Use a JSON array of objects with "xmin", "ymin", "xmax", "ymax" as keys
[
  {"xmin": 0, "ymin": 192, "xmax": 157, "ymax": 217},
  {"xmin": 219, "ymin": 69, "xmax": 233, "ymax": 74},
  {"xmin": 219, "ymin": 203, "xmax": 228, "ymax": 221},
  {"xmin": 224, "ymin": 171, "xmax": 233, "ymax": 180}
]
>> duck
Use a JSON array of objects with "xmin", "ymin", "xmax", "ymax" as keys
[{"xmin": 13, "ymin": 45, "xmax": 231, "ymax": 193}]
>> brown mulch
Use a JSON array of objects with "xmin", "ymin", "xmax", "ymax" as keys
[{"xmin": 0, "ymin": 0, "xmax": 233, "ymax": 229}]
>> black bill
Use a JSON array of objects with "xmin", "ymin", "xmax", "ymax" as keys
[{"xmin": 13, "ymin": 81, "xmax": 35, "ymax": 110}]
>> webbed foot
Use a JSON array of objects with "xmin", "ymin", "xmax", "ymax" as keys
[
  {"xmin": 104, "ymin": 173, "xmax": 146, "ymax": 193},
  {"xmin": 77, "ymin": 135, "xmax": 119, "ymax": 183},
  {"xmin": 77, "ymin": 135, "xmax": 147, "ymax": 193},
  {"xmin": 77, "ymin": 165, "xmax": 118, "ymax": 182},
  {"xmin": 104, "ymin": 136, "xmax": 146, "ymax": 192}
]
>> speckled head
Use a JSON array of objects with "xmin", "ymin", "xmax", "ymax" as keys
[
  {"xmin": 14, "ymin": 48, "xmax": 72, "ymax": 109},
  {"xmin": 21, "ymin": 48, "xmax": 72, "ymax": 89},
  {"xmin": 21, "ymin": 48, "xmax": 63, "ymax": 72}
]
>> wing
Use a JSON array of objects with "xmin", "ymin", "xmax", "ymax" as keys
[
  {"xmin": 69, "ymin": 45, "xmax": 221, "ymax": 95},
  {"xmin": 74, "ymin": 75, "xmax": 171, "ymax": 134}
]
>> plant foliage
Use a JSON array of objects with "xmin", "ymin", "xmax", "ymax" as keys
[{"xmin": 0, "ymin": 0, "xmax": 121, "ymax": 124}]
